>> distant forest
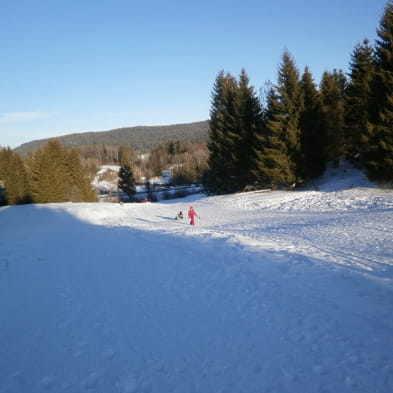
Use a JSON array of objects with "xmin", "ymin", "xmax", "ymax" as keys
[
  {"xmin": 0, "ymin": 137, "xmax": 210, "ymax": 205},
  {"xmin": 14, "ymin": 121, "xmax": 210, "ymax": 155}
]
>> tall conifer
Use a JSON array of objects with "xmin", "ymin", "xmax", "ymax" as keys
[
  {"xmin": 118, "ymin": 162, "xmax": 136, "ymax": 201},
  {"xmin": 261, "ymin": 50, "xmax": 303, "ymax": 188},
  {"xmin": 299, "ymin": 67, "xmax": 325, "ymax": 180},
  {"xmin": 65, "ymin": 149, "xmax": 97, "ymax": 202},
  {"xmin": 366, "ymin": 1, "xmax": 393, "ymax": 182},
  {"xmin": 345, "ymin": 39, "xmax": 375, "ymax": 159},
  {"xmin": 205, "ymin": 69, "xmax": 263, "ymax": 193},
  {"xmin": 232, "ymin": 69, "xmax": 262, "ymax": 190},
  {"xmin": 255, "ymin": 88, "xmax": 296, "ymax": 188},
  {"xmin": 30, "ymin": 140, "xmax": 68, "ymax": 203},
  {"xmin": 30, "ymin": 140, "xmax": 96, "ymax": 203},
  {"xmin": 319, "ymin": 70, "xmax": 347, "ymax": 166},
  {"xmin": 0, "ymin": 148, "xmax": 31, "ymax": 205},
  {"xmin": 205, "ymin": 71, "xmax": 239, "ymax": 194}
]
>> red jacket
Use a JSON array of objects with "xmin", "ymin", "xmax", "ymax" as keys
[{"xmin": 188, "ymin": 208, "xmax": 196, "ymax": 218}]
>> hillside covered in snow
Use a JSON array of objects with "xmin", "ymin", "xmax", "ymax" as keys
[{"xmin": 1, "ymin": 163, "xmax": 392, "ymax": 393}]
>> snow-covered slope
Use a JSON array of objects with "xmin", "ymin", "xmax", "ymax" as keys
[{"xmin": 1, "ymin": 164, "xmax": 392, "ymax": 393}]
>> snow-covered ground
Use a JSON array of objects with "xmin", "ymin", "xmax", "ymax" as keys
[{"xmin": 1, "ymin": 163, "xmax": 393, "ymax": 393}]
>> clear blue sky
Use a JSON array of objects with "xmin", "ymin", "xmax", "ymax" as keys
[{"xmin": 0, "ymin": 0, "xmax": 387, "ymax": 148}]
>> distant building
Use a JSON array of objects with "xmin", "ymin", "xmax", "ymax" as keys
[{"xmin": 149, "ymin": 170, "xmax": 173, "ymax": 187}]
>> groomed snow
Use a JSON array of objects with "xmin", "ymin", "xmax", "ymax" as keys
[{"xmin": 1, "ymin": 163, "xmax": 393, "ymax": 393}]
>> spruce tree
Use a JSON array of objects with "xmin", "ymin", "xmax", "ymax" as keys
[
  {"xmin": 345, "ymin": 39, "xmax": 375, "ymax": 159},
  {"xmin": 259, "ymin": 50, "xmax": 303, "ymax": 188},
  {"xmin": 299, "ymin": 67, "xmax": 326, "ymax": 180},
  {"xmin": 118, "ymin": 162, "xmax": 136, "ymax": 201},
  {"xmin": 232, "ymin": 69, "xmax": 263, "ymax": 190},
  {"xmin": 250, "ymin": 86, "xmax": 273, "ymax": 188},
  {"xmin": 254, "ymin": 87, "xmax": 297, "ymax": 188},
  {"xmin": 205, "ymin": 69, "xmax": 263, "ymax": 194},
  {"xmin": 205, "ymin": 71, "xmax": 239, "ymax": 194},
  {"xmin": 373, "ymin": 0, "xmax": 393, "ymax": 120},
  {"xmin": 30, "ymin": 140, "xmax": 68, "ymax": 203},
  {"xmin": 65, "ymin": 149, "xmax": 97, "ymax": 202},
  {"xmin": 0, "ymin": 148, "xmax": 31, "ymax": 205},
  {"xmin": 29, "ymin": 140, "xmax": 97, "ymax": 203},
  {"xmin": 365, "ymin": 1, "xmax": 393, "ymax": 182},
  {"xmin": 319, "ymin": 69, "xmax": 347, "ymax": 167}
]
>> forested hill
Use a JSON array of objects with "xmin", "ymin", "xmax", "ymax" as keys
[{"xmin": 14, "ymin": 120, "xmax": 210, "ymax": 154}]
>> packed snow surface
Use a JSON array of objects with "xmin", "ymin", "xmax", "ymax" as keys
[{"xmin": 1, "ymin": 164, "xmax": 393, "ymax": 393}]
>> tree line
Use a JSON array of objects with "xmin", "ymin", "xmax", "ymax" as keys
[
  {"xmin": 0, "ymin": 138, "xmax": 209, "ymax": 206},
  {"xmin": 203, "ymin": 1, "xmax": 393, "ymax": 194},
  {"xmin": 14, "ymin": 121, "xmax": 210, "ymax": 156},
  {"xmin": 0, "ymin": 140, "xmax": 97, "ymax": 205}
]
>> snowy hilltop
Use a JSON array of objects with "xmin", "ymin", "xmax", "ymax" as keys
[{"xmin": 1, "ymin": 163, "xmax": 393, "ymax": 393}]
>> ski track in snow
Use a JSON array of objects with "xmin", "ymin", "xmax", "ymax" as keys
[{"xmin": 1, "ymin": 169, "xmax": 393, "ymax": 392}]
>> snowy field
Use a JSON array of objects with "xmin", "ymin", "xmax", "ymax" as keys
[{"xmin": 1, "ymin": 163, "xmax": 393, "ymax": 393}]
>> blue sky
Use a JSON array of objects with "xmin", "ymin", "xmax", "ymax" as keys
[{"xmin": 0, "ymin": 0, "xmax": 387, "ymax": 148}]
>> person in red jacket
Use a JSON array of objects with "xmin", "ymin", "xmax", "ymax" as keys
[{"xmin": 188, "ymin": 206, "xmax": 198, "ymax": 225}]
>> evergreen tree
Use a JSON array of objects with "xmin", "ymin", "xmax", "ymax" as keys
[
  {"xmin": 299, "ymin": 67, "xmax": 326, "ymax": 180},
  {"xmin": 373, "ymin": 0, "xmax": 393, "ymax": 120},
  {"xmin": 205, "ymin": 71, "xmax": 239, "ymax": 194},
  {"xmin": 118, "ymin": 162, "xmax": 136, "ymax": 201},
  {"xmin": 345, "ymin": 39, "xmax": 375, "ymax": 159},
  {"xmin": 204, "ymin": 69, "xmax": 263, "ymax": 194},
  {"xmin": 65, "ymin": 149, "xmax": 97, "ymax": 202},
  {"xmin": 319, "ymin": 69, "xmax": 347, "ymax": 167},
  {"xmin": 253, "ymin": 87, "xmax": 297, "ymax": 188},
  {"xmin": 30, "ymin": 140, "xmax": 68, "ymax": 203},
  {"xmin": 232, "ymin": 69, "xmax": 263, "ymax": 189},
  {"xmin": 365, "ymin": 1, "xmax": 393, "ymax": 182},
  {"xmin": 0, "ymin": 148, "xmax": 31, "ymax": 205},
  {"xmin": 29, "ymin": 140, "xmax": 97, "ymax": 203},
  {"xmin": 257, "ymin": 50, "xmax": 303, "ymax": 188}
]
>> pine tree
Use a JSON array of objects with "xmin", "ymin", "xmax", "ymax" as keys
[
  {"xmin": 373, "ymin": 0, "xmax": 393, "ymax": 119},
  {"xmin": 254, "ymin": 87, "xmax": 297, "ymax": 188},
  {"xmin": 205, "ymin": 71, "xmax": 239, "ymax": 194},
  {"xmin": 65, "ymin": 149, "xmax": 97, "ymax": 202},
  {"xmin": 0, "ymin": 148, "xmax": 31, "ymax": 205},
  {"xmin": 258, "ymin": 50, "xmax": 303, "ymax": 188},
  {"xmin": 299, "ymin": 67, "xmax": 326, "ymax": 180},
  {"xmin": 319, "ymin": 69, "xmax": 347, "ymax": 167},
  {"xmin": 365, "ymin": 1, "xmax": 393, "ymax": 182},
  {"xmin": 118, "ymin": 162, "xmax": 136, "ymax": 201},
  {"xmin": 345, "ymin": 39, "xmax": 375, "ymax": 159},
  {"xmin": 204, "ymin": 69, "xmax": 263, "ymax": 194},
  {"xmin": 30, "ymin": 140, "xmax": 68, "ymax": 203},
  {"xmin": 29, "ymin": 140, "xmax": 97, "ymax": 203},
  {"xmin": 250, "ymin": 86, "xmax": 273, "ymax": 188},
  {"xmin": 232, "ymin": 69, "xmax": 263, "ymax": 189}
]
